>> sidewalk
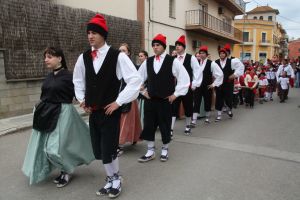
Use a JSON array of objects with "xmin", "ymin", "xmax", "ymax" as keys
[{"xmin": 0, "ymin": 104, "xmax": 86, "ymax": 136}]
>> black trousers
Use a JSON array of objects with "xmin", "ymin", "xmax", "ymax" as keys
[
  {"xmin": 245, "ymin": 88, "xmax": 255, "ymax": 107},
  {"xmin": 215, "ymin": 82, "xmax": 234, "ymax": 111},
  {"xmin": 140, "ymin": 99, "xmax": 172, "ymax": 144},
  {"xmin": 238, "ymin": 89, "xmax": 244, "ymax": 104},
  {"xmin": 172, "ymin": 88, "xmax": 193, "ymax": 117},
  {"xmin": 89, "ymin": 109, "xmax": 121, "ymax": 164},
  {"xmin": 193, "ymin": 85, "xmax": 213, "ymax": 113}
]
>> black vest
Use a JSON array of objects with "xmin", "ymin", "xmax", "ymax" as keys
[
  {"xmin": 147, "ymin": 54, "xmax": 175, "ymax": 98},
  {"xmin": 215, "ymin": 58, "xmax": 234, "ymax": 83},
  {"xmin": 83, "ymin": 47, "xmax": 121, "ymax": 107},
  {"xmin": 201, "ymin": 59, "xmax": 213, "ymax": 86},
  {"xmin": 182, "ymin": 54, "xmax": 193, "ymax": 81}
]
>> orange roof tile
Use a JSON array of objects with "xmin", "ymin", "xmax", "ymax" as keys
[{"xmin": 247, "ymin": 6, "xmax": 279, "ymax": 15}]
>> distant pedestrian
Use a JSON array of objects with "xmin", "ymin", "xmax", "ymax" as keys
[{"xmin": 117, "ymin": 43, "xmax": 142, "ymax": 155}]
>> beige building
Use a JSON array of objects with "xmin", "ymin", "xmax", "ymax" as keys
[
  {"xmin": 233, "ymin": 6, "xmax": 287, "ymax": 62},
  {"xmin": 55, "ymin": 0, "xmax": 245, "ymax": 59}
]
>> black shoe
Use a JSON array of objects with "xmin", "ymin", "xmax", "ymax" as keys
[
  {"xmin": 138, "ymin": 154, "xmax": 155, "ymax": 163},
  {"xmin": 108, "ymin": 175, "xmax": 122, "ymax": 198},
  {"xmin": 53, "ymin": 172, "xmax": 64, "ymax": 184},
  {"xmin": 96, "ymin": 176, "xmax": 113, "ymax": 196},
  {"xmin": 270, "ymin": 98, "xmax": 273, "ymax": 101},
  {"xmin": 204, "ymin": 118, "xmax": 210, "ymax": 124},
  {"xmin": 215, "ymin": 116, "xmax": 222, "ymax": 122},
  {"xmin": 56, "ymin": 173, "xmax": 71, "ymax": 188},
  {"xmin": 117, "ymin": 146, "xmax": 124, "ymax": 157},
  {"xmin": 160, "ymin": 154, "xmax": 168, "ymax": 162},
  {"xmin": 227, "ymin": 111, "xmax": 233, "ymax": 118},
  {"xmin": 160, "ymin": 147, "xmax": 168, "ymax": 162},
  {"xmin": 190, "ymin": 122, "xmax": 196, "ymax": 128},
  {"xmin": 184, "ymin": 126, "xmax": 191, "ymax": 135}
]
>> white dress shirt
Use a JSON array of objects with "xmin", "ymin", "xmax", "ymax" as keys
[
  {"xmin": 278, "ymin": 77, "xmax": 289, "ymax": 90},
  {"xmin": 217, "ymin": 57, "xmax": 245, "ymax": 78},
  {"xmin": 276, "ymin": 64, "xmax": 295, "ymax": 80},
  {"xmin": 231, "ymin": 58, "xmax": 245, "ymax": 77},
  {"xmin": 176, "ymin": 52, "xmax": 202, "ymax": 89},
  {"xmin": 73, "ymin": 43, "xmax": 142, "ymax": 106},
  {"xmin": 266, "ymin": 70, "xmax": 276, "ymax": 80},
  {"xmin": 200, "ymin": 58, "xmax": 224, "ymax": 87},
  {"xmin": 138, "ymin": 51, "xmax": 190, "ymax": 97},
  {"xmin": 258, "ymin": 78, "xmax": 269, "ymax": 86}
]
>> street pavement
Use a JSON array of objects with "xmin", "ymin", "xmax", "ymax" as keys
[{"xmin": 0, "ymin": 89, "xmax": 300, "ymax": 200}]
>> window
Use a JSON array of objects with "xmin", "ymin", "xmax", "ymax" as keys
[
  {"xmin": 240, "ymin": 52, "xmax": 251, "ymax": 61},
  {"xmin": 261, "ymin": 32, "xmax": 267, "ymax": 43},
  {"xmin": 268, "ymin": 16, "xmax": 273, "ymax": 21},
  {"xmin": 253, "ymin": 16, "xmax": 257, "ymax": 20},
  {"xmin": 243, "ymin": 32, "xmax": 249, "ymax": 42},
  {"xmin": 169, "ymin": 0, "xmax": 176, "ymax": 18},
  {"xmin": 259, "ymin": 16, "xmax": 263, "ymax": 20},
  {"xmin": 259, "ymin": 53, "xmax": 267, "ymax": 62}
]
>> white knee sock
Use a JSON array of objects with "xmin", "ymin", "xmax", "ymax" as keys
[
  {"xmin": 111, "ymin": 157, "xmax": 119, "ymax": 175},
  {"xmin": 145, "ymin": 141, "xmax": 155, "ymax": 157},
  {"xmin": 192, "ymin": 113, "xmax": 198, "ymax": 122},
  {"xmin": 103, "ymin": 163, "xmax": 115, "ymax": 189},
  {"xmin": 217, "ymin": 111, "xmax": 222, "ymax": 116},
  {"xmin": 104, "ymin": 163, "xmax": 114, "ymax": 177},
  {"xmin": 161, "ymin": 143, "xmax": 169, "ymax": 156},
  {"xmin": 185, "ymin": 117, "xmax": 191, "ymax": 127},
  {"xmin": 171, "ymin": 117, "xmax": 176, "ymax": 130}
]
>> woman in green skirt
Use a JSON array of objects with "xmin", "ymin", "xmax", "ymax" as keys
[{"xmin": 22, "ymin": 47, "xmax": 95, "ymax": 187}]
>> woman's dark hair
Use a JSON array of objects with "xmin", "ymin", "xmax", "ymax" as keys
[
  {"xmin": 120, "ymin": 43, "xmax": 131, "ymax": 56},
  {"xmin": 43, "ymin": 47, "xmax": 67, "ymax": 69},
  {"xmin": 139, "ymin": 50, "xmax": 148, "ymax": 58}
]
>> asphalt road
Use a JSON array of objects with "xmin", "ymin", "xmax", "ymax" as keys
[{"xmin": 1, "ymin": 89, "xmax": 300, "ymax": 200}]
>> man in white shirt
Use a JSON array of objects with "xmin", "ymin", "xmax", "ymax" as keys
[
  {"xmin": 214, "ymin": 47, "xmax": 245, "ymax": 121},
  {"xmin": 192, "ymin": 46, "xmax": 223, "ymax": 125},
  {"xmin": 171, "ymin": 35, "xmax": 202, "ymax": 135},
  {"xmin": 138, "ymin": 34, "xmax": 189, "ymax": 162},
  {"xmin": 73, "ymin": 14, "xmax": 142, "ymax": 198}
]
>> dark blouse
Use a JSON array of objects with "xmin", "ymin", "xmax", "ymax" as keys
[{"xmin": 33, "ymin": 69, "xmax": 74, "ymax": 133}]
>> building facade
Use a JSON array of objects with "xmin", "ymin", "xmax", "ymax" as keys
[
  {"xmin": 56, "ymin": 0, "xmax": 245, "ymax": 59},
  {"xmin": 0, "ymin": 0, "xmax": 245, "ymax": 118},
  {"xmin": 232, "ymin": 6, "xmax": 287, "ymax": 63}
]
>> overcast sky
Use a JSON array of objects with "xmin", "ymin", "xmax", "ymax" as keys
[{"xmin": 237, "ymin": 0, "xmax": 300, "ymax": 39}]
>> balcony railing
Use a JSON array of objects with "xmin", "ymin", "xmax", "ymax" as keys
[{"xmin": 186, "ymin": 10, "xmax": 243, "ymax": 42}]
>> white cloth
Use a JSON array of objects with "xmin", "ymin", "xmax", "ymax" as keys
[
  {"xmin": 73, "ymin": 43, "xmax": 142, "ymax": 106},
  {"xmin": 276, "ymin": 64, "xmax": 295, "ymax": 80},
  {"xmin": 278, "ymin": 77, "xmax": 289, "ymax": 90},
  {"xmin": 176, "ymin": 52, "xmax": 202, "ymax": 89},
  {"xmin": 231, "ymin": 58, "xmax": 245, "ymax": 77},
  {"xmin": 259, "ymin": 78, "xmax": 268, "ymax": 86},
  {"xmin": 138, "ymin": 51, "xmax": 190, "ymax": 97},
  {"xmin": 207, "ymin": 60, "xmax": 224, "ymax": 87},
  {"xmin": 217, "ymin": 57, "xmax": 245, "ymax": 78},
  {"xmin": 266, "ymin": 71, "xmax": 276, "ymax": 80}
]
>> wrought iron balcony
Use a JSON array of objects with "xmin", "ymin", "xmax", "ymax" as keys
[{"xmin": 185, "ymin": 10, "xmax": 243, "ymax": 43}]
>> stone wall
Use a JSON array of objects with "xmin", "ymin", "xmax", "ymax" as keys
[{"xmin": 0, "ymin": 0, "xmax": 142, "ymax": 118}]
